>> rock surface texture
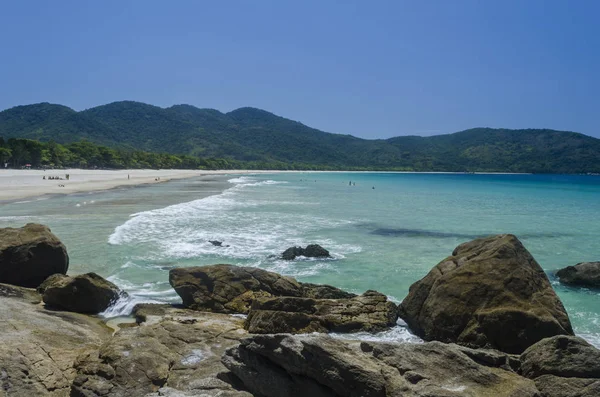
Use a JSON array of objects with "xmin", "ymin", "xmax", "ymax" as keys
[
  {"xmin": 245, "ymin": 291, "xmax": 398, "ymax": 333},
  {"xmin": 282, "ymin": 244, "xmax": 331, "ymax": 260},
  {"xmin": 0, "ymin": 283, "xmax": 111, "ymax": 397},
  {"xmin": 71, "ymin": 304, "xmax": 252, "ymax": 397},
  {"xmin": 520, "ymin": 335, "xmax": 600, "ymax": 397},
  {"xmin": 556, "ymin": 262, "xmax": 600, "ymax": 288},
  {"xmin": 398, "ymin": 234, "xmax": 573, "ymax": 353},
  {"xmin": 222, "ymin": 334, "xmax": 540, "ymax": 397},
  {"xmin": 42, "ymin": 272, "xmax": 122, "ymax": 313},
  {"xmin": 0, "ymin": 223, "xmax": 69, "ymax": 288},
  {"xmin": 169, "ymin": 264, "xmax": 354, "ymax": 314}
]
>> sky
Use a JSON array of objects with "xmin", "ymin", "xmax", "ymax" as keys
[{"xmin": 0, "ymin": 0, "xmax": 599, "ymax": 139}]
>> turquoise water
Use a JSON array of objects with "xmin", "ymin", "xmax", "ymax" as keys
[{"xmin": 2, "ymin": 172, "xmax": 600, "ymax": 345}]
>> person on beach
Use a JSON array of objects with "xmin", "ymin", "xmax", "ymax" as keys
[{"xmin": 128, "ymin": 174, "xmax": 130, "ymax": 180}]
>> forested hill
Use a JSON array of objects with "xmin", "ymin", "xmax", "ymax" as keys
[{"xmin": 1, "ymin": 101, "xmax": 599, "ymax": 173}]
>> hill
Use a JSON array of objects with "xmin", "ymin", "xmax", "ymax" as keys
[{"xmin": 1, "ymin": 101, "xmax": 599, "ymax": 173}]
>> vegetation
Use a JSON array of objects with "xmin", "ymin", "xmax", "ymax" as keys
[{"xmin": 1, "ymin": 101, "xmax": 599, "ymax": 173}]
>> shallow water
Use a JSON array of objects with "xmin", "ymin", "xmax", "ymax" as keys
[{"xmin": 2, "ymin": 172, "xmax": 600, "ymax": 346}]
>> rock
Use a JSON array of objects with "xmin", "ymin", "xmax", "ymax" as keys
[
  {"xmin": 37, "ymin": 273, "xmax": 69, "ymax": 294},
  {"xmin": 281, "ymin": 244, "xmax": 331, "ymax": 260},
  {"xmin": 169, "ymin": 264, "xmax": 353, "ymax": 314},
  {"xmin": 301, "ymin": 282, "xmax": 356, "ymax": 299},
  {"xmin": 42, "ymin": 272, "xmax": 122, "ymax": 314},
  {"xmin": 556, "ymin": 262, "xmax": 600, "ymax": 288},
  {"xmin": 398, "ymin": 234, "xmax": 573, "ymax": 353},
  {"xmin": 222, "ymin": 334, "xmax": 540, "ymax": 397},
  {"xmin": 520, "ymin": 335, "xmax": 600, "ymax": 379},
  {"xmin": 0, "ymin": 223, "xmax": 69, "ymax": 288},
  {"xmin": 209, "ymin": 240, "xmax": 223, "ymax": 246},
  {"xmin": 71, "ymin": 304, "xmax": 251, "ymax": 397},
  {"xmin": 245, "ymin": 290, "xmax": 398, "ymax": 334},
  {"xmin": 532, "ymin": 375, "xmax": 600, "ymax": 397},
  {"xmin": 0, "ymin": 282, "xmax": 111, "ymax": 396},
  {"xmin": 520, "ymin": 335, "xmax": 600, "ymax": 397}
]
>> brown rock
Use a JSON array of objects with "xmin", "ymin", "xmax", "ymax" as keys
[
  {"xmin": 0, "ymin": 223, "xmax": 69, "ymax": 288},
  {"xmin": 556, "ymin": 262, "xmax": 600, "ymax": 288},
  {"xmin": 245, "ymin": 290, "xmax": 398, "ymax": 334},
  {"xmin": 42, "ymin": 272, "xmax": 122, "ymax": 314},
  {"xmin": 398, "ymin": 234, "xmax": 573, "ymax": 353}
]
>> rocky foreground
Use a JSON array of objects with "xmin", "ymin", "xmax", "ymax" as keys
[{"xmin": 1, "ymin": 223, "xmax": 600, "ymax": 396}]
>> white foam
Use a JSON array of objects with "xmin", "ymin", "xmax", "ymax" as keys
[{"xmin": 330, "ymin": 319, "xmax": 423, "ymax": 343}]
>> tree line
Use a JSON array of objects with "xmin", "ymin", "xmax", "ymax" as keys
[{"xmin": 0, "ymin": 137, "xmax": 350, "ymax": 171}]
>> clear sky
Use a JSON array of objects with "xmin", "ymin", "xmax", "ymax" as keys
[{"xmin": 1, "ymin": 0, "xmax": 598, "ymax": 138}]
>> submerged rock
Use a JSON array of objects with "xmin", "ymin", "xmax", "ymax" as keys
[
  {"xmin": 0, "ymin": 223, "xmax": 69, "ymax": 288},
  {"xmin": 169, "ymin": 264, "xmax": 354, "ymax": 314},
  {"xmin": 245, "ymin": 290, "xmax": 398, "ymax": 334},
  {"xmin": 281, "ymin": 244, "xmax": 331, "ymax": 260},
  {"xmin": 71, "ymin": 304, "xmax": 251, "ymax": 397},
  {"xmin": 556, "ymin": 262, "xmax": 600, "ymax": 288},
  {"xmin": 398, "ymin": 234, "xmax": 573, "ymax": 353},
  {"xmin": 222, "ymin": 334, "xmax": 539, "ymax": 397},
  {"xmin": 42, "ymin": 272, "xmax": 122, "ymax": 313}
]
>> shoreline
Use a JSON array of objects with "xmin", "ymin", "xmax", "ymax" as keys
[{"xmin": 0, "ymin": 169, "xmax": 278, "ymax": 203}]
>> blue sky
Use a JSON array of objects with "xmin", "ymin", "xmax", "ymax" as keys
[{"xmin": 1, "ymin": 0, "xmax": 598, "ymax": 138}]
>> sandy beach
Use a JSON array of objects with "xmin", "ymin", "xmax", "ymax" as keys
[{"xmin": 0, "ymin": 169, "xmax": 271, "ymax": 202}]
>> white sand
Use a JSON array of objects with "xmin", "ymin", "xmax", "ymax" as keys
[{"xmin": 0, "ymin": 169, "xmax": 268, "ymax": 202}]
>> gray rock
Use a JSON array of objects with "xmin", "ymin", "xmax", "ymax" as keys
[
  {"xmin": 0, "ymin": 223, "xmax": 69, "ymax": 288},
  {"xmin": 169, "ymin": 264, "xmax": 353, "ymax": 314},
  {"xmin": 222, "ymin": 334, "xmax": 539, "ymax": 397},
  {"xmin": 245, "ymin": 290, "xmax": 398, "ymax": 334},
  {"xmin": 42, "ymin": 272, "xmax": 123, "ymax": 314},
  {"xmin": 556, "ymin": 262, "xmax": 600, "ymax": 288},
  {"xmin": 71, "ymin": 305, "xmax": 250, "ymax": 397},
  {"xmin": 398, "ymin": 234, "xmax": 573, "ymax": 353}
]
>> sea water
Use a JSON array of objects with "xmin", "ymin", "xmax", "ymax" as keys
[{"xmin": 1, "ymin": 172, "xmax": 600, "ymax": 346}]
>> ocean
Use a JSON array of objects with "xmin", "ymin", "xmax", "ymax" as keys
[{"xmin": 2, "ymin": 172, "xmax": 600, "ymax": 346}]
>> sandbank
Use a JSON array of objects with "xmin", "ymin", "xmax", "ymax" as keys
[{"xmin": 0, "ymin": 169, "xmax": 274, "ymax": 202}]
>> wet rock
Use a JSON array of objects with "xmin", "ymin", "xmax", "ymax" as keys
[
  {"xmin": 222, "ymin": 334, "xmax": 539, "ymax": 397},
  {"xmin": 281, "ymin": 244, "xmax": 330, "ymax": 260},
  {"xmin": 0, "ymin": 223, "xmax": 69, "ymax": 288},
  {"xmin": 245, "ymin": 290, "xmax": 398, "ymax": 334},
  {"xmin": 169, "ymin": 264, "xmax": 353, "ymax": 314},
  {"xmin": 42, "ymin": 272, "xmax": 122, "ymax": 314},
  {"xmin": 556, "ymin": 262, "xmax": 600, "ymax": 288},
  {"xmin": 0, "ymin": 282, "xmax": 111, "ymax": 396},
  {"xmin": 398, "ymin": 234, "xmax": 573, "ymax": 353},
  {"xmin": 71, "ymin": 305, "xmax": 250, "ymax": 397}
]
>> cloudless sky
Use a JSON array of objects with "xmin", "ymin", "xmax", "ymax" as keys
[{"xmin": 1, "ymin": 0, "xmax": 599, "ymax": 138}]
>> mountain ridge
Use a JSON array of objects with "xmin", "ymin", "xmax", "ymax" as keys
[{"xmin": 1, "ymin": 101, "xmax": 599, "ymax": 173}]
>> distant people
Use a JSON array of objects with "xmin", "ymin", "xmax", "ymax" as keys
[
  {"xmin": 42, "ymin": 176, "xmax": 45, "ymax": 180},
  {"xmin": 372, "ymin": 186, "xmax": 375, "ymax": 189},
  {"xmin": 128, "ymin": 174, "xmax": 130, "ymax": 180},
  {"xmin": 349, "ymin": 181, "xmax": 352, "ymax": 186},
  {"xmin": 66, "ymin": 174, "xmax": 70, "ymax": 180}
]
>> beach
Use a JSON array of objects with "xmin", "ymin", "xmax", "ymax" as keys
[{"xmin": 0, "ymin": 168, "xmax": 272, "ymax": 202}]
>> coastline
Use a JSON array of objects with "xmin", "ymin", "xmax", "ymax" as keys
[{"xmin": 0, "ymin": 169, "xmax": 278, "ymax": 203}]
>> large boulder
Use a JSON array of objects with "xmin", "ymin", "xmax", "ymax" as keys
[
  {"xmin": 398, "ymin": 234, "xmax": 573, "ymax": 353},
  {"xmin": 282, "ymin": 244, "xmax": 331, "ymax": 260},
  {"xmin": 0, "ymin": 223, "xmax": 69, "ymax": 288},
  {"xmin": 169, "ymin": 264, "xmax": 354, "ymax": 314},
  {"xmin": 520, "ymin": 335, "xmax": 600, "ymax": 397},
  {"xmin": 222, "ymin": 334, "xmax": 540, "ymax": 397},
  {"xmin": 0, "ymin": 282, "xmax": 111, "ymax": 396},
  {"xmin": 42, "ymin": 272, "xmax": 122, "ymax": 313},
  {"xmin": 245, "ymin": 290, "xmax": 398, "ymax": 334},
  {"xmin": 556, "ymin": 262, "xmax": 600, "ymax": 288},
  {"xmin": 71, "ymin": 304, "xmax": 251, "ymax": 397}
]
